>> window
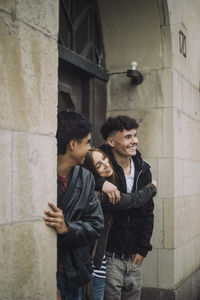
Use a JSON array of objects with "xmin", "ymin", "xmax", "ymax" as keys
[{"xmin": 59, "ymin": 0, "xmax": 105, "ymax": 68}]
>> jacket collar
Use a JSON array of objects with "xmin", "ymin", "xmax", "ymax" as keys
[{"xmin": 99, "ymin": 143, "xmax": 148, "ymax": 172}]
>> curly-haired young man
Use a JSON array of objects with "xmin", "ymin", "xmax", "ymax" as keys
[{"xmin": 96, "ymin": 115, "xmax": 155, "ymax": 300}]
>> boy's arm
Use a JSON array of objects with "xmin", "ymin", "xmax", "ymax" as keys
[
  {"xmin": 136, "ymin": 170, "xmax": 155, "ymax": 257},
  {"xmin": 45, "ymin": 176, "xmax": 104, "ymax": 247},
  {"xmin": 95, "ymin": 174, "xmax": 120, "ymax": 204},
  {"xmin": 101, "ymin": 182, "xmax": 157, "ymax": 211},
  {"xmin": 60, "ymin": 189, "xmax": 104, "ymax": 247}
]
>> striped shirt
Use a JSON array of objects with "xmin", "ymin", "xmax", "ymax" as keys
[{"xmin": 92, "ymin": 255, "xmax": 106, "ymax": 279}]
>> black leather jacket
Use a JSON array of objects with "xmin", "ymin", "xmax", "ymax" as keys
[
  {"xmin": 57, "ymin": 166, "xmax": 104, "ymax": 291},
  {"xmin": 96, "ymin": 144, "xmax": 155, "ymax": 258}
]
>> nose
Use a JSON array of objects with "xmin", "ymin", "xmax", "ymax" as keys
[
  {"xmin": 88, "ymin": 143, "xmax": 91, "ymax": 151},
  {"xmin": 102, "ymin": 160, "xmax": 109, "ymax": 168},
  {"xmin": 132, "ymin": 136, "xmax": 138, "ymax": 144}
]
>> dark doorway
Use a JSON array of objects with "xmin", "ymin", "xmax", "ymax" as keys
[{"xmin": 58, "ymin": 0, "xmax": 107, "ymax": 146}]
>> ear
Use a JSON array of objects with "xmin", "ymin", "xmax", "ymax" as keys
[
  {"xmin": 68, "ymin": 139, "xmax": 77, "ymax": 151},
  {"xmin": 107, "ymin": 136, "xmax": 115, "ymax": 148}
]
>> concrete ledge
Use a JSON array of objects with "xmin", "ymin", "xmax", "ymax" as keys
[
  {"xmin": 141, "ymin": 288, "xmax": 175, "ymax": 300},
  {"xmin": 142, "ymin": 267, "xmax": 200, "ymax": 300}
]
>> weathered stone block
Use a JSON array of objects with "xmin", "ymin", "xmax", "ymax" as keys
[
  {"xmin": 151, "ymin": 197, "xmax": 164, "ymax": 248},
  {"xmin": 172, "ymin": 70, "xmax": 182, "ymax": 110},
  {"xmin": 174, "ymin": 158, "xmax": 184, "ymax": 197},
  {"xmin": 0, "ymin": 222, "xmax": 56, "ymax": 299},
  {"xmin": 107, "ymin": 71, "xmax": 157, "ymax": 111},
  {"xmin": 182, "ymin": 77, "xmax": 200, "ymax": 121},
  {"xmin": 0, "ymin": 0, "xmax": 13, "ymax": 14},
  {"xmin": 175, "ymin": 268, "xmax": 200, "ymax": 300},
  {"xmin": 161, "ymin": 25, "xmax": 173, "ymax": 68},
  {"xmin": 175, "ymin": 195, "xmax": 200, "ymax": 248},
  {"xmin": 16, "ymin": 0, "xmax": 58, "ymax": 39},
  {"xmin": 174, "ymin": 235, "xmax": 200, "ymax": 286},
  {"xmin": 0, "ymin": 224, "xmax": 13, "ymax": 299},
  {"xmin": 158, "ymin": 248, "xmax": 174, "ymax": 288},
  {"xmin": 164, "ymin": 198, "xmax": 174, "ymax": 249},
  {"xmin": 183, "ymin": 160, "xmax": 200, "ymax": 195},
  {"xmin": 0, "ymin": 13, "xmax": 57, "ymax": 135},
  {"xmin": 173, "ymin": 110, "xmax": 200, "ymax": 161},
  {"xmin": 163, "ymin": 108, "xmax": 173, "ymax": 158},
  {"xmin": 98, "ymin": 0, "xmax": 163, "ymax": 73},
  {"xmin": 157, "ymin": 68, "xmax": 173, "ymax": 108},
  {"xmin": 12, "ymin": 132, "xmax": 57, "ymax": 221},
  {"xmin": 171, "ymin": 21, "xmax": 200, "ymax": 88},
  {"xmin": 0, "ymin": 130, "xmax": 12, "ymax": 224},
  {"xmin": 158, "ymin": 158, "xmax": 174, "ymax": 198},
  {"xmin": 143, "ymin": 248, "xmax": 158, "ymax": 287}
]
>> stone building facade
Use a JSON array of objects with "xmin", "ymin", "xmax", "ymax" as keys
[{"xmin": 0, "ymin": 0, "xmax": 200, "ymax": 299}]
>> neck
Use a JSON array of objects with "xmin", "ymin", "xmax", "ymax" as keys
[
  {"xmin": 112, "ymin": 149, "xmax": 131, "ymax": 172},
  {"xmin": 57, "ymin": 153, "xmax": 74, "ymax": 177}
]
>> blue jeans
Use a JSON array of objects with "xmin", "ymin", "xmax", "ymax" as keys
[
  {"xmin": 57, "ymin": 271, "xmax": 82, "ymax": 300},
  {"xmin": 92, "ymin": 276, "xmax": 105, "ymax": 300}
]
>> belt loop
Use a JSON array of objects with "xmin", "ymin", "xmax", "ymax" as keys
[
  {"xmin": 121, "ymin": 254, "xmax": 124, "ymax": 260},
  {"xmin": 112, "ymin": 252, "xmax": 115, "ymax": 260}
]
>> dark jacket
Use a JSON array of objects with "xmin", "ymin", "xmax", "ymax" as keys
[
  {"xmin": 96, "ymin": 144, "xmax": 155, "ymax": 258},
  {"xmin": 93, "ymin": 183, "xmax": 156, "ymax": 268},
  {"xmin": 57, "ymin": 166, "xmax": 104, "ymax": 291}
]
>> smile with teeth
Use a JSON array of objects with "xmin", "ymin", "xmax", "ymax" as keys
[{"xmin": 128, "ymin": 146, "xmax": 137, "ymax": 150}]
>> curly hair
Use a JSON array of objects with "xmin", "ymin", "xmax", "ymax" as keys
[
  {"xmin": 100, "ymin": 115, "xmax": 139, "ymax": 140},
  {"xmin": 56, "ymin": 111, "xmax": 92, "ymax": 155}
]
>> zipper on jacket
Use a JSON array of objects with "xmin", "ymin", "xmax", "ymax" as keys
[
  {"xmin": 122, "ymin": 164, "xmax": 150, "ymax": 255},
  {"xmin": 135, "ymin": 169, "xmax": 143, "ymax": 192}
]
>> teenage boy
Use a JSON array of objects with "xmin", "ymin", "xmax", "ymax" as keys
[
  {"xmin": 97, "ymin": 115, "xmax": 155, "ymax": 300},
  {"xmin": 44, "ymin": 111, "xmax": 104, "ymax": 300}
]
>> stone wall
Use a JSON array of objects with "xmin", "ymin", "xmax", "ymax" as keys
[
  {"xmin": 98, "ymin": 0, "xmax": 173, "ymax": 291},
  {"xmin": 0, "ymin": 1, "xmax": 58, "ymax": 299},
  {"xmin": 169, "ymin": 0, "xmax": 200, "ymax": 296}
]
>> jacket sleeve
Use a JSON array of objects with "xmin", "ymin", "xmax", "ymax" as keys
[
  {"xmin": 58, "ymin": 174, "xmax": 104, "ymax": 247},
  {"xmin": 137, "ymin": 170, "xmax": 154, "ymax": 257},
  {"xmin": 94, "ymin": 174, "xmax": 106, "ymax": 191},
  {"xmin": 101, "ymin": 183, "xmax": 157, "ymax": 212}
]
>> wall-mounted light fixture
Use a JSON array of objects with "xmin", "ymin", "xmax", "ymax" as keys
[{"xmin": 126, "ymin": 61, "xmax": 143, "ymax": 85}]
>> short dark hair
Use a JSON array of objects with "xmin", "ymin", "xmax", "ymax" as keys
[
  {"xmin": 57, "ymin": 111, "xmax": 92, "ymax": 155},
  {"xmin": 100, "ymin": 115, "xmax": 139, "ymax": 140}
]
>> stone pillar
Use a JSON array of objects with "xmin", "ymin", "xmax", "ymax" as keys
[{"xmin": 0, "ymin": 1, "xmax": 58, "ymax": 299}]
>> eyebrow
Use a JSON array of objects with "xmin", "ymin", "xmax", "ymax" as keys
[{"xmin": 95, "ymin": 161, "xmax": 100, "ymax": 167}]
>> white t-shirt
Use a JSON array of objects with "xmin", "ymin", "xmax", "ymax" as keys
[{"xmin": 125, "ymin": 158, "xmax": 135, "ymax": 193}]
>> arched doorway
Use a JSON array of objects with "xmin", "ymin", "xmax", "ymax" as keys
[{"xmin": 58, "ymin": 0, "xmax": 107, "ymax": 146}]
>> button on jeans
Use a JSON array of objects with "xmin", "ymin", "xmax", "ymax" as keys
[{"xmin": 104, "ymin": 255, "xmax": 142, "ymax": 300}]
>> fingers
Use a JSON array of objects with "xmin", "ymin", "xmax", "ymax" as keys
[
  {"xmin": 48, "ymin": 202, "xmax": 62, "ymax": 212},
  {"xmin": 44, "ymin": 209, "xmax": 63, "ymax": 218},
  {"xmin": 115, "ymin": 189, "xmax": 120, "ymax": 202},
  {"xmin": 45, "ymin": 221, "xmax": 59, "ymax": 228},
  {"xmin": 107, "ymin": 192, "xmax": 116, "ymax": 204},
  {"xmin": 132, "ymin": 256, "xmax": 137, "ymax": 266},
  {"xmin": 107, "ymin": 190, "xmax": 120, "ymax": 204},
  {"xmin": 152, "ymin": 180, "xmax": 157, "ymax": 188},
  {"xmin": 44, "ymin": 216, "xmax": 61, "ymax": 223},
  {"xmin": 132, "ymin": 254, "xmax": 144, "ymax": 266}
]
